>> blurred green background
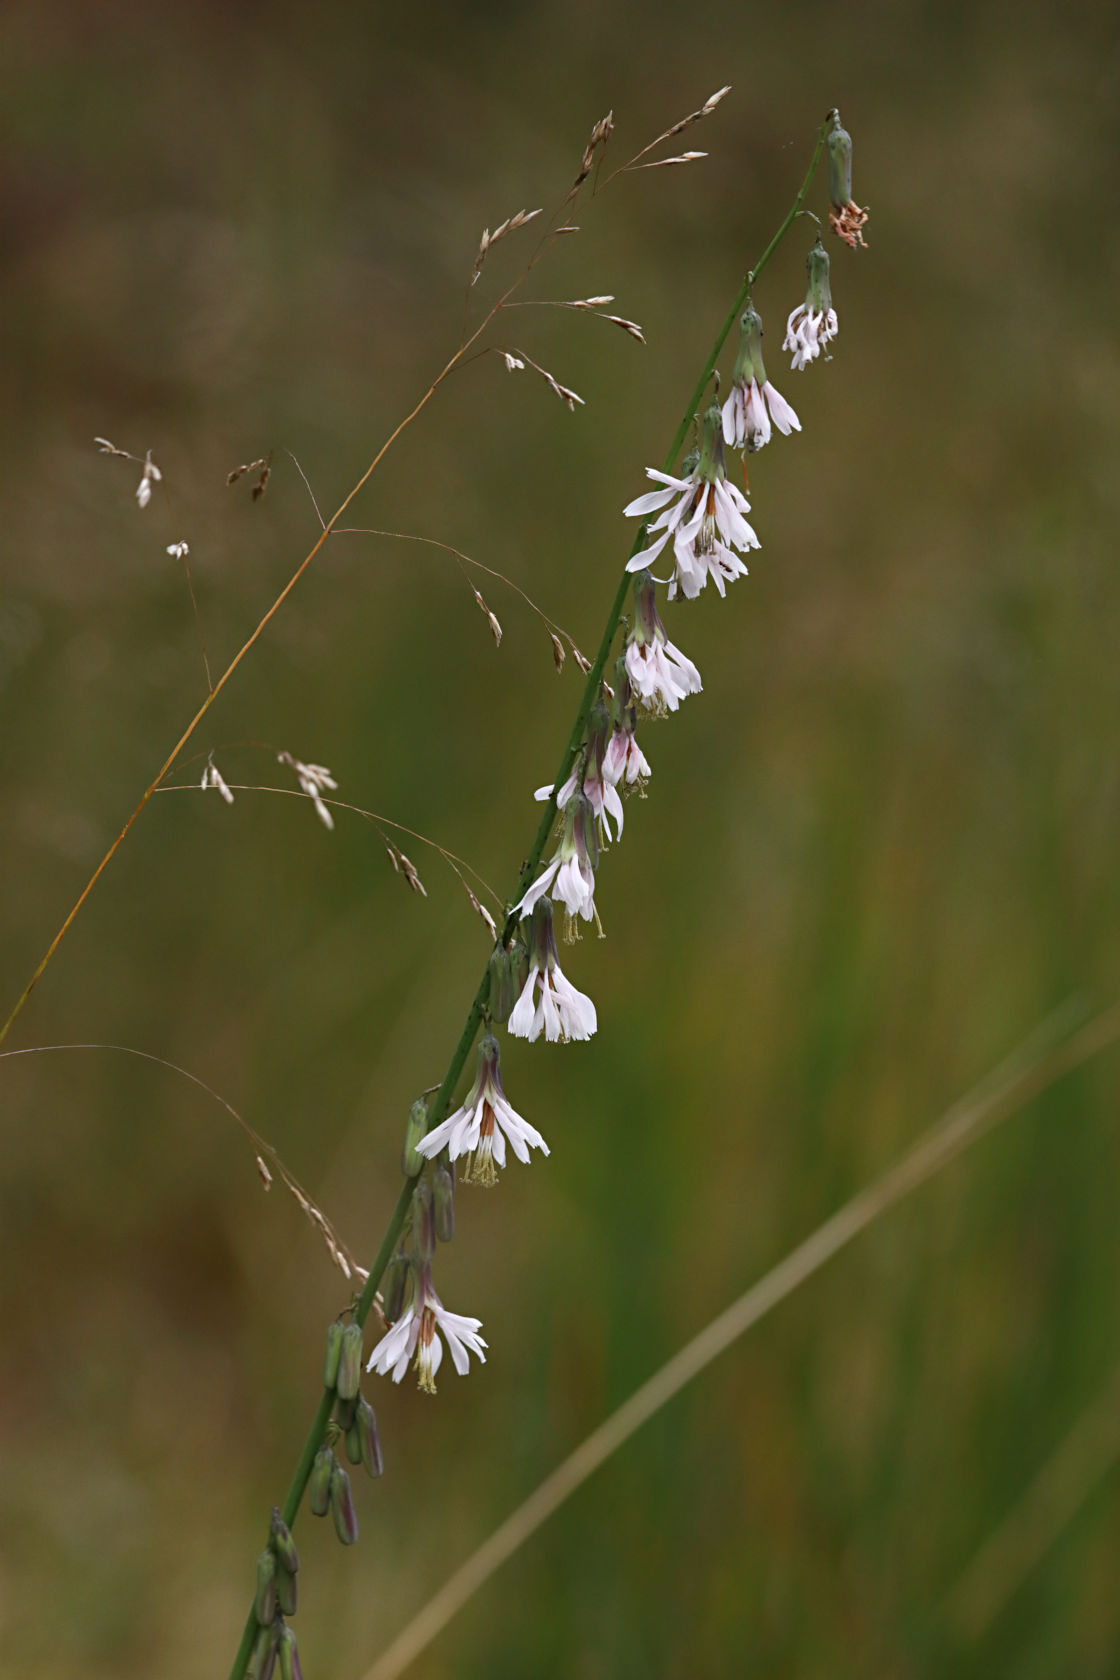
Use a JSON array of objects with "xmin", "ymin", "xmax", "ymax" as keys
[{"xmin": 3, "ymin": 2, "xmax": 1120, "ymax": 1676}]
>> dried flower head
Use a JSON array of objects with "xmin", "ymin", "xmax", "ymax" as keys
[{"xmin": 277, "ymin": 751, "xmax": 337, "ymax": 829}]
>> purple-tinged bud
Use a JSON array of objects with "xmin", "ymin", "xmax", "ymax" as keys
[
  {"xmin": 382, "ymin": 1253, "xmax": 409, "ymax": 1322},
  {"xmin": 250, "ymin": 1623, "xmax": 280, "ymax": 1680},
  {"xmin": 827, "ymin": 114, "xmax": 853, "ymax": 208},
  {"xmin": 345, "ymin": 1420, "xmax": 363, "ymax": 1465},
  {"xmin": 335, "ymin": 1322, "xmax": 363, "ymax": 1401},
  {"xmin": 565, "ymin": 787, "xmax": 598, "ymax": 876},
  {"xmin": 411, "ymin": 1173, "xmax": 435, "ymax": 1264},
  {"xmin": 322, "ymin": 1321, "xmax": 344, "ymax": 1390},
  {"xmin": 254, "ymin": 1550, "xmax": 278, "ymax": 1625},
  {"xmin": 609, "ymin": 655, "xmax": 635, "ymax": 727},
  {"xmin": 309, "ymin": 1445, "xmax": 333, "ymax": 1517},
  {"xmin": 270, "ymin": 1508, "xmax": 299, "ymax": 1574},
  {"xmin": 401, "ymin": 1095, "xmax": 428, "ymax": 1178},
  {"xmin": 487, "ymin": 944, "xmax": 517, "ymax": 1022},
  {"xmin": 329, "ymin": 1462, "xmax": 359, "ymax": 1546},
  {"xmin": 630, "ymin": 568, "xmax": 663, "ymax": 650},
  {"xmin": 357, "ymin": 1397, "xmax": 383, "ymax": 1479},
  {"xmin": 433, "ymin": 1160, "xmax": 455, "ymax": 1242},
  {"xmin": 525, "ymin": 896, "xmax": 560, "ymax": 975},
  {"xmin": 584, "ymin": 701, "xmax": 610, "ymax": 787},
  {"xmin": 276, "ymin": 1562, "xmax": 298, "ymax": 1618},
  {"xmin": 278, "ymin": 1626, "xmax": 304, "ymax": 1680}
]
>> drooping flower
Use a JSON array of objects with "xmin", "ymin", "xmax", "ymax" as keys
[
  {"xmin": 277, "ymin": 750, "xmax": 338, "ymax": 829},
  {"xmin": 603, "ymin": 657, "xmax": 652, "ymax": 795},
  {"xmin": 536, "ymin": 702, "xmax": 624, "ymax": 843},
  {"xmin": 516, "ymin": 788, "xmax": 599, "ymax": 931},
  {"xmin": 415, "ymin": 1033, "xmax": 549, "ymax": 1185},
  {"xmin": 624, "ymin": 569, "xmax": 702, "ymax": 718},
  {"xmin": 783, "ymin": 236, "xmax": 839, "ymax": 370},
  {"xmin": 135, "ymin": 449, "xmax": 161, "ymax": 509},
  {"xmin": 624, "ymin": 403, "xmax": 758, "ymax": 600},
  {"xmin": 508, "ymin": 897, "xmax": 597, "ymax": 1043},
  {"xmin": 826, "ymin": 110, "xmax": 869, "ymax": 251},
  {"xmin": 721, "ymin": 304, "xmax": 801, "ymax": 454},
  {"xmin": 366, "ymin": 1263, "xmax": 486, "ymax": 1394}
]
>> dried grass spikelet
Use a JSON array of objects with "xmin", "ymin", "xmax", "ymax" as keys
[
  {"xmin": 226, "ymin": 453, "xmax": 272, "ymax": 500},
  {"xmin": 385, "ymin": 843, "xmax": 428, "ymax": 897},
  {"xmin": 470, "ymin": 206, "xmax": 542, "ymax": 287}
]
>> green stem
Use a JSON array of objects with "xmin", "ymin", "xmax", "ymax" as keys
[{"xmin": 226, "ymin": 115, "xmax": 829, "ymax": 1680}]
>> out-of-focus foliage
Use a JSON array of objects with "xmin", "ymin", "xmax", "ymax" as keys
[{"xmin": 3, "ymin": 2, "xmax": 1120, "ymax": 1677}]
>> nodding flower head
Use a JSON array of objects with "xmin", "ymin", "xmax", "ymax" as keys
[
  {"xmin": 722, "ymin": 304, "xmax": 801, "ymax": 454},
  {"xmin": 538, "ymin": 700, "xmax": 625, "ymax": 844},
  {"xmin": 624, "ymin": 404, "xmax": 759, "ymax": 600},
  {"xmin": 365, "ymin": 1263, "xmax": 486, "ymax": 1394},
  {"xmin": 602, "ymin": 656, "xmax": 652, "ymax": 796},
  {"xmin": 826, "ymin": 111, "xmax": 869, "ymax": 250},
  {"xmin": 508, "ymin": 896, "xmax": 597, "ymax": 1043},
  {"xmin": 415, "ymin": 1033, "xmax": 549, "ymax": 1185},
  {"xmin": 783, "ymin": 236, "xmax": 838, "ymax": 370},
  {"xmin": 624, "ymin": 568, "xmax": 702, "ymax": 719},
  {"xmin": 515, "ymin": 787, "xmax": 599, "ymax": 937}
]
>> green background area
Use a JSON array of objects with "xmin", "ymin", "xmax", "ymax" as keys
[{"xmin": 2, "ymin": 2, "xmax": 1119, "ymax": 1676}]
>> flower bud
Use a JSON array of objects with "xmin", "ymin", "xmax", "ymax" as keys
[
  {"xmin": 334, "ymin": 1391, "xmax": 358, "ymax": 1432},
  {"xmin": 805, "ymin": 236, "xmax": 833, "ymax": 316},
  {"xmin": 357, "ymin": 1397, "xmax": 384, "ymax": 1479},
  {"xmin": 335, "ymin": 1322, "xmax": 363, "ymax": 1401},
  {"xmin": 322, "ymin": 1321, "xmax": 344, "ymax": 1389},
  {"xmin": 254, "ymin": 1549, "xmax": 278, "ymax": 1625},
  {"xmin": 250, "ymin": 1623, "xmax": 280, "ymax": 1680},
  {"xmin": 525, "ymin": 895, "xmax": 560, "ymax": 974},
  {"xmin": 487, "ymin": 944, "xmax": 517, "ymax": 1022},
  {"xmin": 270, "ymin": 1508, "xmax": 299, "ymax": 1574},
  {"xmin": 401, "ymin": 1095, "xmax": 429, "ymax": 1178},
  {"xmin": 278, "ymin": 1626, "xmax": 305, "ymax": 1680},
  {"xmin": 309, "ymin": 1444, "xmax": 333, "ymax": 1516},
  {"xmin": 433, "ymin": 1160, "xmax": 455, "ymax": 1243},
  {"xmin": 696, "ymin": 400, "xmax": 727, "ymax": 481},
  {"xmin": 345, "ymin": 1419, "xmax": 363, "ymax": 1465},
  {"xmin": 411, "ymin": 1172, "xmax": 435, "ymax": 1264},
  {"xmin": 276, "ymin": 1561, "xmax": 298, "ymax": 1618},
  {"xmin": 382, "ymin": 1253, "xmax": 409, "ymax": 1322},
  {"xmin": 731, "ymin": 304, "xmax": 767, "ymax": 390},
  {"xmin": 329, "ymin": 1461, "xmax": 359, "ymax": 1546},
  {"xmin": 827, "ymin": 113, "xmax": 853, "ymax": 209}
]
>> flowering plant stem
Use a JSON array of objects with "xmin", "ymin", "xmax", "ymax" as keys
[{"xmin": 224, "ymin": 111, "xmax": 831, "ymax": 1680}]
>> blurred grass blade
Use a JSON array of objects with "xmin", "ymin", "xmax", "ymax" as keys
[
  {"xmin": 947, "ymin": 1360, "xmax": 1120, "ymax": 1640},
  {"xmin": 358, "ymin": 999, "xmax": 1120, "ymax": 1680}
]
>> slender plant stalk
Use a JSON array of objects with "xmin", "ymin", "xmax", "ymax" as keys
[{"xmin": 224, "ymin": 114, "xmax": 831, "ymax": 1680}]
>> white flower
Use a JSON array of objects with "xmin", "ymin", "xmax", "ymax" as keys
[
  {"xmin": 535, "ymin": 703, "xmax": 624, "ymax": 843},
  {"xmin": 783, "ymin": 236, "xmax": 838, "ymax": 370},
  {"xmin": 366, "ymin": 1265, "xmax": 486, "ymax": 1394},
  {"xmin": 517, "ymin": 789, "xmax": 599, "ymax": 930},
  {"xmin": 508, "ymin": 897, "xmax": 597, "ymax": 1043},
  {"xmin": 277, "ymin": 750, "xmax": 337, "ymax": 830},
  {"xmin": 624, "ymin": 568, "xmax": 702, "ymax": 717},
  {"xmin": 166, "ymin": 540, "xmax": 190, "ymax": 560},
  {"xmin": 201, "ymin": 755, "xmax": 234, "ymax": 804},
  {"xmin": 721, "ymin": 303, "xmax": 800, "ymax": 452},
  {"xmin": 416, "ymin": 1033, "xmax": 548, "ymax": 1185},
  {"xmin": 624, "ymin": 404, "xmax": 758, "ymax": 601},
  {"xmin": 603, "ymin": 724, "xmax": 651, "ymax": 794}
]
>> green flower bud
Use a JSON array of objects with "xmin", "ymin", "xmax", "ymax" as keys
[
  {"xmin": 276, "ymin": 1563, "xmax": 298, "ymax": 1618},
  {"xmin": 335, "ymin": 1321, "xmax": 363, "ymax": 1401},
  {"xmin": 333, "ymin": 1391, "xmax": 358, "ymax": 1432},
  {"xmin": 329, "ymin": 1462, "xmax": 359, "ymax": 1546},
  {"xmin": 309, "ymin": 1444, "xmax": 333, "ymax": 1517},
  {"xmin": 249, "ymin": 1623, "xmax": 280, "ymax": 1680},
  {"xmin": 322, "ymin": 1321, "xmax": 344, "ymax": 1389},
  {"xmin": 357, "ymin": 1398, "xmax": 384, "ymax": 1479},
  {"xmin": 270, "ymin": 1508, "xmax": 299, "ymax": 1575},
  {"xmin": 254, "ymin": 1549, "xmax": 278, "ymax": 1625},
  {"xmin": 827, "ymin": 113, "xmax": 854, "ymax": 209},
  {"xmin": 401, "ymin": 1095, "xmax": 429, "ymax": 1178},
  {"xmin": 382, "ymin": 1253, "xmax": 410, "ymax": 1322},
  {"xmin": 278, "ymin": 1626, "xmax": 305, "ymax": 1680},
  {"xmin": 411, "ymin": 1173, "xmax": 435, "ymax": 1264},
  {"xmin": 345, "ymin": 1420, "xmax": 363, "ymax": 1465},
  {"xmin": 433, "ymin": 1160, "xmax": 455, "ymax": 1243}
]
